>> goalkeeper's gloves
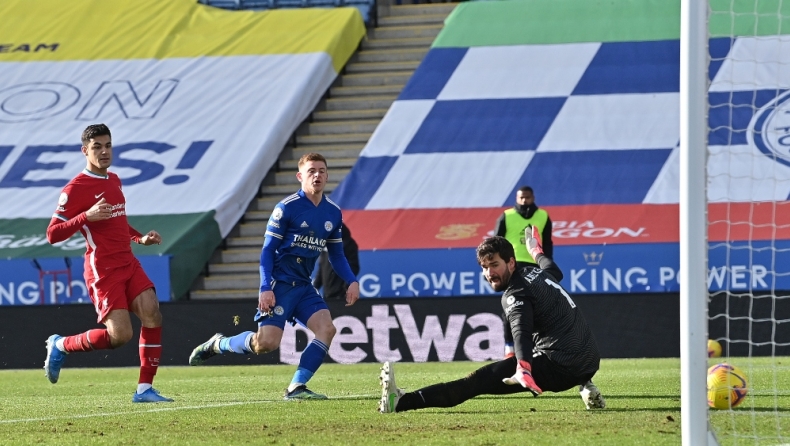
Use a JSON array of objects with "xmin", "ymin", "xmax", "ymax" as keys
[
  {"xmin": 525, "ymin": 225, "xmax": 544, "ymax": 260},
  {"xmin": 503, "ymin": 359, "xmax": 543, "ymax": 395}
]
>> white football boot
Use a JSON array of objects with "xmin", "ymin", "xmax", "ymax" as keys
[
  {"xmin": 378, "ymin": 361, "xmax": 404, "ymax": 413},
  {"xmin": 579, "ymin": 380, "xmax": 606, "ymax": 409}
]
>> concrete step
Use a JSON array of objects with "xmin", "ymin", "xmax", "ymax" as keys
[
  {"xmin": 330, "ymin": 84, "xmax": 404, "ymax": 97},
  {"xmin": 239, "ymin": 223, "xmax": 267, "ymax": 237},
  {"xmin": 324, "ymin": 95, "xmax": 396, "ymax": 111},
  {"xmin": 313, "ymin": 108, "xmax": 388, "ymax": 121},
  {"xmin": 341, "ymin": 72, "xmax": 412, "ymax": 87},
  {"xmin": 220, "ymin": 249, "xmax": 263, "ymax": 264},
  {"xmin": 371, "ymin": 24, "xmax": 443, "ymax": 40},
  {"xmin": 280, "ymin": 156, "xmax": 358, "ymax": 170},
  {"xmin": 259, "ymin": 182, "xmax": 338, "ymax": 196},
  {"xmin": 281, "ymin": 145, "xmax": 364, "ymax": 160},
  {"xmin": 308, "ymin": 120, "xmax": 379, "ymax": 135},
  {"xmin": 355, "ymin": 48, "xmax": 428, "ymax": 63},
  {"xmin": 281, "ymin": 145, "xmax": 365, "ymax": 162},
  {"xmin": 208, "ymin": 262, "xmax": 258, "ymax": 275},
  {"xmin": 237, "ymin": 209, "xmax": 270, "ymax": 222},
  {"xmin": 228, "ymin": 234, "xmax": 265, "ymax": 246},
  {"xmin": 296, "ymin": 132, "xmax": 371, "ymax": 145},
  {"xmin": 239, "ymin": 221, "xmax": 274, "ymax": 237},
  {"xmin": 190, "ymin": 289, "xmax": 258, "ymax": 300},
  {"xmin": 363, "ymin": 36, "xmax": 436, "ymax": 50},
  {"xmin": 203, "ymin": 274, "xmax": 259, "ymax": 290},
  {"xmin": 388, "ymin": 3, "xmax": 456, "ymax": 16},
  {"xmin": 252, "ymin": 196, "xmax": 282, "ymax": 212},
  {"xmin": 345, "ymin": 60, "xmax": 420, "ymax": 74},
  {"xmin": 378, "ymin": 13, "xmax": 448, "ymax": 27}
]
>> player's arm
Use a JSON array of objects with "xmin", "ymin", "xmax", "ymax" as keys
[
  {"xmin": 526, "ymin": 225, "xmax": 563, "ymax": 282},
  {"xmin": 494, "ymin": 213, "xmax": 507, "ymax": 237},
  {"xmin": 258, "ymin": 204, "xmax": 287, "ymax": 312},
  {"xmin": 130, "ymin": 225, "xmax": 162, "ymax": 246},
  {"xmin": 47, "ymin": 213, "xmax": 88, "ymax": 244},
  {"xmin": 501, "ymin": 290, "xmax": 542, "ymax": 394},
  {"xmin": 542, "ymin": 217, "xmax": 554, "ymax": 259},
  {"xmin": 46, "ymin": 190, "xmax": 108, "ymax": 244},
  {"xmin": 128, "ymin": 224, "xmax": 144, "ymax": 244},
  {"xmin": 327, "ymin": 221, "xmax": 359, "ymax": 306},
  {"xmin": 506, "ymin": 291, "xmax": 535, "ymax": 366}
]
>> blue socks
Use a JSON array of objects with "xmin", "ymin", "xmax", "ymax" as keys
[
  {"xmin": 218, "ymin": 332, "xmax": 254, "ymax": 354},
  {"xmin": 289, "ymin": 339, "xmax": 329, "ymax": 388}
]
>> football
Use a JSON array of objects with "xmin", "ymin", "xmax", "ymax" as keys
[
  {"xmin": 708, "ymin": 339, "xmax": 722, "ymax": 358},
  {"xmin": 707, "ymin": 363, "xmax": 748, "ymax": 410}
]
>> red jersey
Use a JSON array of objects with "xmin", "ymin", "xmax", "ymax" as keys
[{"xmin": 46, "ymin": 169, "xmax": 143, "ymax": 275}]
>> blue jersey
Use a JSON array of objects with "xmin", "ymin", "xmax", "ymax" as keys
[{"xmin": 260, "ymin": 189, "xmax": 354, "ymax": 291}]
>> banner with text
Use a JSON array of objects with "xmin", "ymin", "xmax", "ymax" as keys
[
  {"xmin": 0, "ymin": 0, "xmax": 366, "ymax": 299},
  {"xmin": 332, "ymin": 0, "xmax": 790, "ymax": 294}
]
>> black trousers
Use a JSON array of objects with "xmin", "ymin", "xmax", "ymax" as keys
[{"xmin": 395, "ymin": 356, "xmax": 596, "ymax": 412}]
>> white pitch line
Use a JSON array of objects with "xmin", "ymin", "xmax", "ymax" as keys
[{"xmin": 0, "ymin": 394, "xmax": 376, "ymax": 424}]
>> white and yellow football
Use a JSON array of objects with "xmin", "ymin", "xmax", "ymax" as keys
[{"xmin": 707, "ymin": 363, "xmax": 748, "ymax": 410}]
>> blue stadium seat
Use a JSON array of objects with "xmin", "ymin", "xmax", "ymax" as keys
[
  {"xmin": 200, "ymin": 0, "xmax": 241, "ymax": 9},
  {"xmin": 341, "ymin": 0, "xmax": 376, "ymax": 26},
  {"xmin": 198, "ymin": 0, "xmax": 376, "ymax": 27},
  {"xmin": 276, "ymin": 0, "xmax": 308, "ymax": 8},
  {"xmin": 306, "ymin": 0, "xmax": 341, "ymax": 6},
  {"xmin": 240, "ymin": 0, "xmax": 275, "ymax": 8}
]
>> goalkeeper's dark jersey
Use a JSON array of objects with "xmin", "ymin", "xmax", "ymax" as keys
[{"xmin": 502, "ymin": 256, "xmax": 600, "ymax": 377}]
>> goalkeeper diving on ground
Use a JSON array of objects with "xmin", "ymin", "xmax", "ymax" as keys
[{"xmin": 378, "ymin": 226, "xmax": 606, "ymax": 413}]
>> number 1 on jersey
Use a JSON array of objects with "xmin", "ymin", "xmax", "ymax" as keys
[{"xmin": 544, "ymin": 278, "xmax": 576, "ymax": 308}]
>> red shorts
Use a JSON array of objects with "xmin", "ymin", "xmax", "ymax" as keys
[{"xmin": 85, "ymin": 259, "xmax": 154, "ymax": 323}]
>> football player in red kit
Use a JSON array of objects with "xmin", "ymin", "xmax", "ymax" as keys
[{"xmin": 44, "ymin": 123, "xmax": 172, "ymax": 403}]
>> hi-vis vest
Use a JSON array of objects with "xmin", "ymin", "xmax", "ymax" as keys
[{"xmin": 503, "ymin": 208, "xmax": 549, "ymax": 264}]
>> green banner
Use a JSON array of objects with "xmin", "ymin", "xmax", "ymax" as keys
[
  {"xmin": 0, "ymin": 213, "xmax": 221, "ymax": 300},
  {"xmin": 433, "ymin": 0, "xmax": 680, "ymax": 47},
  {"xmin": 433, "ymin": 0, "xmax": 790, "ymax": 48}
]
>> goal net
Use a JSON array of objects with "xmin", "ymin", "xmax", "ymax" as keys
[{"xmin": 695, "ymin": 0, "xmax": 790, "ymax": 444}]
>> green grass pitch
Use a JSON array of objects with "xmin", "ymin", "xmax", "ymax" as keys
[{"xmin": 1, "ymin": 358, "xmax": 789, "ymax": 445}]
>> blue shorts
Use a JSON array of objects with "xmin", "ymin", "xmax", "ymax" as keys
[{"xmin": 254, "ymin": 281, "xmax": 328, "ymax": 329}]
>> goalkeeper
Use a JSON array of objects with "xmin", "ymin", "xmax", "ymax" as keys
[{"xmin": 378, "ymin": 227, "xmax": 605, "ymax": 413}]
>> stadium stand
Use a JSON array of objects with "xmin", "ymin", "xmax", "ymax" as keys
[
  {"xmin": 189, "ymin": 3, "xmax": 455, "ymax": 299},
  {"xmin": 200, "ymin": 0, "xmax": 378, "ymax": 26},
  {"xmin": 0, "ymin": 0, "xmax": 366, "ymax": 304}
]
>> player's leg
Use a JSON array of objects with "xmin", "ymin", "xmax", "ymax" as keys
[
  {"xmin": 283, "ymin": 287, "xmax": 333, "ymax": 400},
  {"xmin": 127, "ymin": 263, "xmax": 172, "ymax": 403},
  {"xmin": 529, "ymin": 356, "xmax": 605, "ymax": 409},
  {"xmin": 44, "ymin": 275, "xmax": 128, "ymax": 384},
  {"xmin": 189, "ymin": 284, "xmax": 294, "ymax": 364},
  {"xmin": 390, "ymin": 357, "xmax": 527, "ymax": 412}
]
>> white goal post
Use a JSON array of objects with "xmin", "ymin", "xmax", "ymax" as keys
[
  {"xmin": 679, "ymin": 0, "xmax": 709, "ymax": 444},
  {"xmin": 682, "ymin": 1, "xmax": 790, "ymax": 444}
]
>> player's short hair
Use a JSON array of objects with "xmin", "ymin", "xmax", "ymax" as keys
[
  {"xmin": 476, "ymin": 236, "xmax": 516, "ymax": 265},
  {"xmin": 517, "ymin": 185, "xmax": 533, "ymax": 195},
  {"xmin": 297, "ymin": 153, "xmax": 328, "ymax": 170},
  {"xmin": 81, "ymin": 124, "xmax": 111, "ymax": 145}
]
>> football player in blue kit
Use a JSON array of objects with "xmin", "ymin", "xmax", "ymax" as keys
[{"xmin": 189, "ymin": 153, "xmax": 359, "ymax": 400}]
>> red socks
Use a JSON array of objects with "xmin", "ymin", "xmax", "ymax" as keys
[
  {"xmin": 61, "ymin": 329, "xmax": 112, "ymax": 352},
  {"xmin": 138, "ymin": 326, "xmax": 162, "ymax": 385}
]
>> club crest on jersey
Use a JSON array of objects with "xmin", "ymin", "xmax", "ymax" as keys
[
  {"xmin": 58, "ymin": 192, "xmax": 68, "ymax": 206},
  {"xmin": 506, "ymin": 295, "xmax": 515, "ymax": 305},
  {"xmin": 751, "ymin": 90, "xmax": 790, "ymax": 168},
  {"xmin": 272, "ymin": 208, "xmax": 283, "ymax": 221},
  {"xmin": 324, "ymin": 221, "xmax": 333, "ymax": 231},
  {"xmin": 273, "ymin": 306, "xmax": 284, "ymax": 316}
]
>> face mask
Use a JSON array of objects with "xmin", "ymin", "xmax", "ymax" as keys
[{"xmin": 515, "ymin": 203, "xmax": 537, "ymax": 218}]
